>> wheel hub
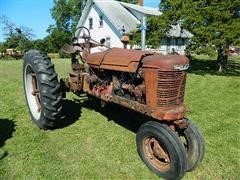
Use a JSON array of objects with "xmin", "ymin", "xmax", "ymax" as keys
[
  {"xmin": 24, "ymin": 64, "xmax": 41, "ymax": 120},
  {"xmin": 144, "ymin": 137, "xmax": 171, "ymax": 172},
  {"xmin": 31, "ymin": 73, "xmax": 41, "ymax": 112}
]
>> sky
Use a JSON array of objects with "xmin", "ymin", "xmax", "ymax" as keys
[{"xmin": 0, "ymin": 0, "xmax": 159, "ymax": 42}]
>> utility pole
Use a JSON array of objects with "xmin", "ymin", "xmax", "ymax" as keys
[
  {"xmin": 136, "ymin": 0, "xmax": 146, "ymax": 50},
  {"xmin": 141, "ymin": 16, "xmax": 147, "ymax": 50}
]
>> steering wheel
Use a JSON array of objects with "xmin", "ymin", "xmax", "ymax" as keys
[
  {"xmin": 72, "ymin": 26, "xmax": 110, "ymax": 50},
  {"xmin": 73, "ymin": 26, "xmax": 91, "ymax": 44}
]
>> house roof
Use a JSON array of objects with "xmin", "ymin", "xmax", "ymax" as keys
[
  {"xmin": 76, "ymin": 0, "xmax": 192, "ymax": 38},
  {"xmin": 76, "ymin": 0, "xmax": 160, "ymax": 35},
  {"xmin": 94, "ymin": 0, "xmax": 139, "ymax": 33},
  {"xmin": 120, "ymin": 2, "xmax": 161, "ymax": 16},
  {"xmin": 167, "ymin": 24, "xmax": 193, "ymax": 38}
]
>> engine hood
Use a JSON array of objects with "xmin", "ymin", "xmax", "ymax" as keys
[
  {"xmin": 142, "ymin": 54, "xmax": 189, "ymax": 71},
  {"xmin": 86, "ymin": 48, "xmax": 153, "ymax": 72}
]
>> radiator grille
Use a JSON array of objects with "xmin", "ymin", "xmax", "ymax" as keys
[{"xmin": 157, "ymin": 71, "xmax": 186, "ymax": 107}]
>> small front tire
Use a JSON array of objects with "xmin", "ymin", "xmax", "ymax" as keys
[
  {"xmin": 136, "ymin": 121, "xmax": 187, "ymax": 179},
  {"xmin": 178, "ymin": 122, "xmax": 205, "ymax": 171}
]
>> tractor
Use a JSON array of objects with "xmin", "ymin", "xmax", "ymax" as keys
[{"xmin": 23, "ymin": 27, "xmax": 204, "ymax": 179}]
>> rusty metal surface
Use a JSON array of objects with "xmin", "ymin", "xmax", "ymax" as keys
[
  {"xmin": 62, "ymin": 69, "xmax": 186, "ymax": 121},
  {"xmin": 101, "ymin": 48, "xmax": 152, "ymax": 66},
  {"xmin": 174, "ymin": 119, "xmax": 189, "ymax": 129},
  {"xmin": 62, "ymin": 72, "xmax": 85, "ymax": 93},
  {"xmin": 72, "ymin": 63, "xmax": 85, "ymax": 73},
  {"xmin": 87, "ymin": 48, "xmax": 153, "ymax": 72},
  {"xmin": 142, "ymin": 54, "xmax": 188, "ymax": 120},
  {"xmin": 31, "ymin": 73, "xmax": 41, "ymax": 113},
  {"xmin": 81, "ymin": 73, "xmax": 185, "ymax": 121},
  {"xmin": 85, "ymin": 51, "xmax": 107, "ymax": 66},
  {"xmin": 63, "ymin": 62, "xmax": 187, "ymax": 121},
  {"xmin": 143, "ymin": 68, "xmax": 186, "ymax": 120},
  {"xmin": 143, "ymin": 137, "xmax": 171, "ymax": 172},
  {"xmin": 142, "ymin": 54, "xmax": 189, "ymax": 71},
  {"xmin": 151, "ymin": 105, "xmax": 186, "ymax": 121},
  {"xmin": 143, "ymin": 69, "xmax": 158, "ymax": 108},
  {"xmin": 61, "ymin": 41, "xmax": 189, "ymax": 122},
  {"xmin": 157, "ymin": 71, "xmax": 186, "ymax": 108}
]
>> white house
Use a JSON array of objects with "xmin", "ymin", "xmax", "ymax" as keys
[{"xmin": 76, "ymin": 0, "xmax": 192, "ymax": 54}]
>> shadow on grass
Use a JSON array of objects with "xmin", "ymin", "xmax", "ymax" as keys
[
  {"xmin": 0, "ymin": 119, "xmax": 16, "ymax": 160},
  {"xmin": 81, "ymin": 97, "xmax": 152, "ymax": 133},
  {"xmin": 188, "ymin": 57, "xmax": 240, "ymax": 76},
  {"xmin": 55, "ymin": 99, "xmax": 83, "ymax": 129}
]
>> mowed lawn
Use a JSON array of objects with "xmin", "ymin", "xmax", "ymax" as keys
[{"xmin": 0, "ymin": 56, "xmax": 239, "ymax": 179}]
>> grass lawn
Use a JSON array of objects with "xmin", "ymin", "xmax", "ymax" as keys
[{"xmin": 0, "ymin": 56, "xmax": 239, "ymax": 179}]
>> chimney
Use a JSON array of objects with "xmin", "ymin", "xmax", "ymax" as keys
[{"xmin": 137, "ymin": 0, "xmax": 143, "ymax": 6}]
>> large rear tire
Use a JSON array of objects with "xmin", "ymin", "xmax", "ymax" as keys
[
  {"xmin": 23, "ymin": 50, "xmax": 62, "ymax": 129},
  {"xmin": 136, "ymin": 121, "xmax": 187, "ymax": 179}
]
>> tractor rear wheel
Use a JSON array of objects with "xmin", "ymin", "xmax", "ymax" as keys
[
  {"xmin": 178, "ymin": 122, "xmax": 205, "ymax": 171},
  {"xmin": 23, "ymin": 50, "xmax": 62, "ymax": 129},
  {"xmin": 136, "ymin": 121, "xmax": 187, "ymax": 179}
]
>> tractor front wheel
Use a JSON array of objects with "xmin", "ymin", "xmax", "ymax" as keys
[
  {"xmin": 23, "ymin": 50, "xmax": 62, "ymax": 129},
  {"xmin": 178, "ymin": 121, "xmax": 205, "ymax": 171},
  {"xmin": 136, "ymin": 121, "xmax": 187, "ymax": 179}
]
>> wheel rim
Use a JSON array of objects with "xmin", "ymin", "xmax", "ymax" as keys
[
  {"xmin": 24, "ymin": 64, "xmax": 41, "ymax": 120},
  {"xmin": 143, "ymin": 137, "xmax": 171, "ymax": 172}
]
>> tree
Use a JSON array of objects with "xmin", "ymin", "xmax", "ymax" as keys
[
  {"xmin": 149, "ymin": 0, "xmax": 240, "ymax": 72},
  {"xmin": 45, "ymin": 0, "xmax": 83, "ymax": 53},
  {"xmin": 51, "ymin": 0, "xmax": 83, "ymax": 32},
  {"xmin": 0, "ymin": 16, "xmax": 35, "ymax": 51}
]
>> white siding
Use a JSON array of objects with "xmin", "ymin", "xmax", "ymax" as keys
[
  {"xmin": 158, "ymin": 38, "xmax": 188, "ymax": 55},
  {"xmin": 77, "ymin": 0, "xmax": 192, "ymax": 55},
  {"xmin": 79, "ymin": 4, "xmax": 190, "ymax": 54},
  {"xmin": 82, "ymin": 5, "xmax": 124, "ymax": 53}
]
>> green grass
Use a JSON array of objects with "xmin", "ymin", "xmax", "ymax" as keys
[{"xmin": 0, "ymin": 56, "xmax": 240, "ymax": 179}]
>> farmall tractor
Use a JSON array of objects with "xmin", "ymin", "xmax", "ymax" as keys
[{"xmin": 23, "ymin": 27, "xmax": 204, "ymax": 179}]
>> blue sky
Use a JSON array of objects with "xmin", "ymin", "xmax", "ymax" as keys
[{"xmin": 0, "ymin": 0, "xmax": 159, "ymax": 42}]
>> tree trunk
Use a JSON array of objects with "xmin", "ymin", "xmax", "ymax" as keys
[{"xmin": 217, "ymin": 46, "xmax": 228, "ymax": 73}]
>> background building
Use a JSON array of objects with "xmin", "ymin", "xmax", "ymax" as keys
[{"xmin": 76, "ymin": 0, "xmax": 192, "ymax": 54}]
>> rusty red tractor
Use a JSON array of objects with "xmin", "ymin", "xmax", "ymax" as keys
[{"xmin": 23, "ymin": 27, "xmax": 204, "ymax": 179}]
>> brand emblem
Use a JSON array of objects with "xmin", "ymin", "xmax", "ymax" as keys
[{"xmin": 174, "ymin": 64, "xmax": 189, "ymax": 71}]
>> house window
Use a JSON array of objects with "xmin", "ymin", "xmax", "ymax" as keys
[
  {"xmin": 166, "ymin": 38, "xmax": 171, "ymax": 53},
  {"xmin": 177, "ymin": 38, "xmax": 184, "ymax": 46},
  {"xmin": 89, "ymin": 17, "xmax": 93, "ymax": 29},
  {"xmin": 106, "ymin": 37, "xmax": 111, "ymax": 47},
  {"xmin": 99, "ymin": 15, "xmax": 103, "ymax": 27}
]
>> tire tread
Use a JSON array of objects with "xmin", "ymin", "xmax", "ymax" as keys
[{"xmin": 23, "ymin": 50, "xmax": 62, "ymax": 129}]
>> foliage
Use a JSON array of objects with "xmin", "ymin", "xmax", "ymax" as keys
[
  {"xmin": 44, "ymin": 0, "xmax": 84, "ymax": 53},
  {"xmin": 149, "ymin": 0, "xmax": 240, "ymax": 71},
  {"xmin": 50, "ymin": 0, "xmax": 83, "ymax": 32},
  {"xmin": 130, "ymin": 15, "xmax": 171, "ymax": 48},
  {"xmin": 2, "ymin": 34, "xmax": 34, "ymax": 52},
  {"xmin": 0, "ymin": 57, "xmax": 239, "ymax": 179},
  {"xmin": 0, "ymin": 42, "xmax": 5, "ymax": 52},
  {"xmin": 46, "ymin": 28, "xmax": 72, "ymax": 53},
  {"xmin": 0, "ymin": 16, "xmax": 35, "ymax": 52},
  {"xmin": 32, "ymin": 39, "xmax": 49, "ymax": 52}
]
